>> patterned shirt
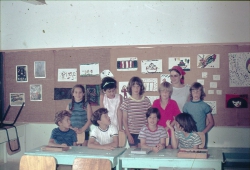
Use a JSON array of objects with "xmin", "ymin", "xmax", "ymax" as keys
[
  {"xmin": 120, "ymin": 96, "xmax": 151, "ymax": 134},
  {"xmin": 138, "ymin": 125, "xmax": 167, "ymax": 147},
  {"xmin": 50, "ymin": 128, "xmax": 77, "ymax": 146},
  {"xmin": 175, "ymin": 130, "xmax": 202, "ymax": 149},
  {"xmin": 90, "ymin": 125, "xmax": 118, "ymax": 145}
]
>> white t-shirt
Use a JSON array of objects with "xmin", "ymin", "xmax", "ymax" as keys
[
  {"xmin": 90, "ymin": 125, "xmax": 118, "ymax": 145},
  {"xmin": 171, "ymin": 84, "xmax": 190, "ymax": 112}
]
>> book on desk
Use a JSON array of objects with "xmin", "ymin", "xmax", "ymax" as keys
[
  {"xmin": 131, "ymin": 148, "xmax": 152, "ymax": 154},
  {"xmin": 41, "ymin": 145, "xmax": 70, "ymax": 152},
  {"xmin": 177, "ymin": 148, "xmax": 208, "ymax": 159}
]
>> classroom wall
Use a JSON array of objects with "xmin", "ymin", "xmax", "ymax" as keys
[
  {"xmin": 1, "ymin": 1, "xmax": 250, "ymax": 50},
  {"xmin": 3, "ymin": 44, "xmax": 250, "ymax": 126}
]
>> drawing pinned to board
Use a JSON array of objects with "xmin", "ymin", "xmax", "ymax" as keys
[
  {"xmin": 117, "ymin": 57, "xmax": 138, "ymax": 71},
  {"xmin": 54, "ymin": 88, "xmax": 72, "ymax": 100},
  {"xmin": 10, "ymin": 93, "xmax": 25, "ymax": 106},
  {"xmin": 80, "ymin": 63, "xmax": 99, "ymax": 77},
  {"xmin": 160, "ymin": 74, "xmax": 171, "ymax": 83},
  {"xmin": 16, "ymin": 65, "xmax": 28, "ymax": 82},
  {"xmin": 229, "ymin": 52, "xmax": 250, "ymax": 87},
  {"xmin": 226, "ymin": 94, "xmax": 248, "ymax": 108},
  {"xmin": 142, "ymin": 78, "xmax": 158, "ymax": 91},
  {"xmin": 86, "ymin": 85, "xmax": 100, "ymax": 106},
  {"xmin": 58, "ymin": 68, "xmax": 77, "ymax": 82},
  {"xmin": 197, "ymin": 54, "xmax": 220, "ymax": 68},
  {"xmin": 168, "ymin": 57, "xmax": 190, "ymax": 71},
  {"xmin": 100, "ymin": 70, "xmax": 114, "ymax": 80},
  {"xmin": 119, "ymin": 82, "xmax": 130, "ymax": 99},
  {"xmin": 34, "ymin": 61, "xmax": 46, "ymax": 78},
  {"xmin": 30, "ymin": 84, "xmax": 42, "ymax": 101},
  {"xmin": 147, "ymin": 96, "xmax": 158, "ymax": 105},
  {"xmin": 141, "ymin": 59, "xmax": 162, "ymax": 73},
  {"xmin": 204, "ymin": 101, "xmax": 216, "ymax": 114}
]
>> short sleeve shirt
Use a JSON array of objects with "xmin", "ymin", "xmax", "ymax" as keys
[
  {"xmin": 175, "ymin": 130, "xmax": 202, "ymax": 149},
  {"xmin": 90, "ymin": 125, "xmax": 118, "ymax": 145},
  {"xmin": 50, "ymin": 128, "xmax": 77, "ymax": 146}
]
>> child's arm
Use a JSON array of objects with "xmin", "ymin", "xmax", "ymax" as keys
[
  {"xmin": 123, "ymin": 110, "xmax": 134, "ymax": 144},
  {"xmin": 87, "ymin": 138, "xmax": 116, "ymax": 150},
  {"xmin": 202, "ymin": 113, "xmax": 214, "ymax": 134},
  {"xmin": 118, "ymin": 94, "xmax": 124, "ymax": 131},
  {"xmin": 79, "ymin": 103, "xmax": 93, "ymax": 134},
  {"xmin": 48, "ymin": 139, "xmax": 67, "ymax": 147},
  {"xmin": 66, "ymin": 105, "xmax": 70, "ymax": 111},
  {"xmin": 73, "ymin": 142, "xmax": 77, "ymax": 146},
  {"xmin": 100, "ymin": 93, "xmax": 104, "ymax": 108},
  {"xmin": 166, "ymin": 120, "xmax": 178, "ymax": 149}
]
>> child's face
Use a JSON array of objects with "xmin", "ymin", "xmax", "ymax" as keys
[
  {"xmin": 170, "ymin": 70, "xmax": 181, "ymax": 84},
  {"xmin": 99, "ymin": 114, "xmax": 111, "ymax": 126},
  {"xmin": 131, "ymin": 83, "xmax": 140, "ymax": 95},
  {"xmin": 160, "ymin": 89, "xmax": 170, "ymax": 100},
  {"xmin": 73, "ymin": 87, "xmax": 84, "ymax": 102},
  {"xmin": 59, "ymin": 116, "xmax": 71, "ymax": 129},
  {"xmin": 104, "ymin": 88, "xmax": 116, "ymax": 99},
  {"xmin": 191, "ymin": 88, "xmax": 201, "ymax": 101},
  {"xmin": 147, "ymin": 113, "xmax": 158, "ymax": 126},
  {"xmin": 175, "ymin": 122, "xmax": 183, "ymax": 131}
]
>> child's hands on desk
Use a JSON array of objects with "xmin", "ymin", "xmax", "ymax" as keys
[
  {"xmin": 102, "ymin": 145, "xmax": 116, "ymax": 150},
  {"xmin": 152, "ymin": 143, "xmax": 164, "ymax": 153}
]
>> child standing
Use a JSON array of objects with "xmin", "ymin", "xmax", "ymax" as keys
[
  {"xmin": 139, "ymin": 107, "xmax": 167, "ymax": 153},
  {"xmin": 120, "ymin": 76, "xmax": 151, "ymax": 148},
  {"xmin": 49, "ymin": 110, "xmax": 77, "ymax": 146},
  {"xmin": 88, "ymin": 108, "xmax": 118, "ymax": 150},
  {"xmin": 166, "ymin": 113, "xmax": 202, "ymax": 149},
  {"xmin": 66, "ymin": 84, "xmax": 93, "ymax": 146},
  {"xmin": 100, "ymin": 77, "xmax": 123, "ymax": 131},
  {"xmin": 183, "ymin": 82, "xmax": 214, "ymax": 134}
]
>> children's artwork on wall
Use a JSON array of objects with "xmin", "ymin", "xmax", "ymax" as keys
[
  {"xmin": 58, "ymin": 68, "xmax": 77, "ymax": 82},
  {"xmin": 142, "ymin": 78, "xmax": 158, "ymax": 91},
  {"xmin": 80, "ymin": 63, "xmax": 99, "ymax": 77},
  {"xmin": 204, "ymin": 101, "xmax": 216, "ymax": 114},
  {"xmin": 30, "ymin": 84, "xmax": 42, "ymax": 101},
  {"xmin": 226, "ymin": 94, "xmax": 248, "ymax": 108},
  {"xmin": 117, "ymin": 57, "xmax": 138, "ymax": 71},
  {"xmin": 168, "ymin": 57, "xmax": 190, "ymax": 71},
  {"xmin": 34, "ymin": 61, "xmax": 46, "ymax": 78},
  {"xmin": 10, "ymin": 93, "xmax": 25, "ymax": 106},
  {"xmin": 160, "ymin": 74, "xmax": 171, "ymax": 83},
  {"xmin": 197, "ymin": 79, "xmax": 204, "ymax": 85},
  {"xmin": 119, "ymin": 81, "xmax": 130, "ymax": 99},
  {"xmin": 197, "ymin": 54, "xmax": 220, "ymax": 68},
  {"xmin": 54, "ymin": 88, "xmax": 72, "ymax": 100},
  {"xmin": 229, "ymin": 52, "xmax": 250, "ymax": 87},
  {"xmin": 141, "ymin": 59, "xmax": 162, "ymax": 73},
  {"xmin": 16, "ymin": 65, "xmax": 28, "ymax": 82},
  {"xmin": 86, "ymin": 85, "xmax": 100, "ymax": 106},
  {"xmin": 100, "ymin": 70, "xmax": 114, "ymax": 80},
  {"xmin": 146, "ymin": 96, "xmax": 159, "ymax": 105}
]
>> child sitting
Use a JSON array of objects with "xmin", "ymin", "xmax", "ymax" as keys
[
  {"xmin": 49, "ymin": 110, "xmax": 77, "ymax": 146},
  {"xmin": 88, "ymin": 108, "xmax": 118, "ymax": 150},
  {"xmin": 139, "ymin": 107, "xmax": 167, "ymax": 153},
  {"xmin": 166, "ymin": 113, "xmax": 202, "ymax": 149}
]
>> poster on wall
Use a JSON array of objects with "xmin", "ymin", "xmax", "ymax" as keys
[
  {"xmin": 204, "ymin": 101, "xmax": 216, "ymax": 114},
  {"xmin": 168, "ymin": 57, "xmax": 190, "ymax": 71},
  {"xmin": 100, "ymin": 70, "xmax": 114, "ymax": 80},
  {"xmin": 54, "ymin": 88, "xmax": 72, "ymax": 100},
  {"xmin": 160, "ymin": 74, "xmax": 171, "ymax": 83},
  {"xmin": 58, "ymin": 68, "xmax": 77, "ymax": 82},
  {"xmin": 34, "ymin": 61, "xmax": 46, "ymax": 78},
  {"xmin": 80, "ymin": 63, "xmax": 99, "ymax": 77},
  {"xmin": 226, "ymin": 94, "xmax": 248, "ymax": 108},
  {"xmin": 10, "ymin": 93, "xmax": 25, "ymax": 106},
  {"xmin": 141, "ymin": 59, "xmax": 162, "ymax": 73},
  {"xmin": 142, "ymin": 78, "xmax": 158, "ymax": 91},
  {"xmin": 119, "ymin": 81, "xmax": 130, "ymax": 99},
  {"xmin": 229, "ymin": 52, "xmax": 250, "ymax": 87},
  {"xmin": 117, "ymin": 57, "xmax": 138, "ymax": 71},
  {"xmin": 197, "ymin": 54, "xmax": 220, "ymax": 68},
  {"xmin": 86, "ymin": 85, "xmax": 100, "ymax": 106},
  {"xmin": 16, "ymin": 65, "xmax": 28, "ymax": 82},
  {"xmin": 30, "ymin": 84, "xmax": 42, "ymax": 101}
]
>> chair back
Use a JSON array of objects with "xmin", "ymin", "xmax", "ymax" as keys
[
  {"xmin": 77, "ymin": 132, "xmax": 85, "ymax": 146},
  {"xmin": 197, "ymin": 132, "xmax": 206, "ymax": 149},
  {"xmin": 166, "ymin": 131, "xmax": 169, "ymax": 147},
  {"xmin": 19, "ymin": 155, "xmax": 56, "ymax": 170},
  {"xmin": 72, "ymin": 158, "xmax": 111, "ymax": 170}
]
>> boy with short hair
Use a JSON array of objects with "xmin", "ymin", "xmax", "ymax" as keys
[
  {"xmin": 49, "ymin": 110, "xmax": 77, "ymax": 146},
  {"xmin": 88, "ymin": 108, "xmax": 118, "ymax": 150}
]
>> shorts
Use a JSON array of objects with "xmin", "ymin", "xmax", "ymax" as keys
[
  {"xmin": 128, "ymin": 133, "xmax": 140, "ymax": 146},
  {"xmin": 85, "ymin": 131, "xmax": 89, "ymax": 140}
]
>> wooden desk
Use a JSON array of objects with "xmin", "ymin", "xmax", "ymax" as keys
[
  {"xmin": 25, "ymin": 146, "xmax": 126, "ymax": 169},
  {"xmin": 120, "ymin": 147, "xmax": 223, "ymax": 170}
]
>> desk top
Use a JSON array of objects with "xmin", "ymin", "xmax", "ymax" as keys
[{"xmin": 25, "ymin": 146, "xmax": 126, "ymax": 166}]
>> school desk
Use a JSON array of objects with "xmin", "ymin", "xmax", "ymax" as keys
[
  {"xmin": 24, "ymin": 146, "xmax": 126, "ymax": 169},
  {"xmin": 119, "ymin": 147, "xmax": 223, "ymax": 170}
]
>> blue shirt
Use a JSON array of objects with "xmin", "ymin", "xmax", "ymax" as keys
[{"xmin": 50, "ymin": 127, "xmax": 77, "ymax": 146}]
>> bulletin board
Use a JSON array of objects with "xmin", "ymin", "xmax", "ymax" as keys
[{"xmin": 2, "ymin": 44, "xmax": 250, "ymax": 127}]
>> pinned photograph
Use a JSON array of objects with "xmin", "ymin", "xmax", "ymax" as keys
[
  {"xmin": 34, "ymin": 61, "xmax": 46, "ymax": 78},
  {"xmin": 80, "ymin": 63, "xmax": 99, "ymax": 77},
  {"xmin": 16, "ymin": 65, "xmax": 28, "ymax": 82},
  {"xmin": 117, "ymin": 57, "xmax": 138, "ymax": 71},
  {"xmin": 168, "ymin": 57, "xmax": 190, "ymax": 71},
  {"xmin": 30, "ymin": 84, "xmax": 42, "ymax": 101},
  {"xmin": 197, "ymin": 54, "xmax": 220, "ymax": 68},
  {"xmin": 141, "ymin": 59, "xmax": 162, "ymax": 74},
  {"xmin": 10, "ymin": 93, "xmax": 25, "ymax": 106},
  {"xmin": 226, "ymin": 94, "xmax": 248, "ymax": 108},
  {"xmin": 58, "ymin": 68, "xmax": 77, "ymax": 82}
]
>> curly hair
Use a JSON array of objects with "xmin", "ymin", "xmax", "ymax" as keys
[
  {"xmin": 127, "ymin": 76, "xmax": 145, "ymax": 96},
  {"xmin": 91, "ymin": 108, "xmax": 108, "ymax": 126},
  {"xmin": 54, "ymin": 110, "xmax": 71, "ymax": 126}
]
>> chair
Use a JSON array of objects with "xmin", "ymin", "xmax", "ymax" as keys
[
  {"xmin": 165, "ymin": 131, "xmax": 169, "ymax": 147},
  {"xmin": 118, "ymin": 131, "xmax": 126, "ymax": 147},
  {"xmin": 197, "ymin": 132, "xmax": 205, "ymax": 149},
  {"xmin": 76, "ymin": 132, "xmax": 85, "ymax": 146},
  {"xmin": 72, "ymin": 158, "xmax": 111, "ymax": 170},
  {"xmin": 19, "ymin": 155, "xmax": 56, "ymax": 170}
]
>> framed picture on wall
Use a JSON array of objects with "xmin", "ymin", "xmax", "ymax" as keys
[
  {"xmin": 16, "ymin": 65, "xmax": 28, "ymax": 82},
  {"xmin": 34, "ymin": 61, "xmax": 46, "ymax": 78},
  {"xmin": 10, "ymin": 93, "xmax": 25, "ymax": 106},
  {"xmin": 30, "ymin": 84, "xmax": 42, "ymax": 101}
]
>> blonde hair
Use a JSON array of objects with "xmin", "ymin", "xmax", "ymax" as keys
[{"xmin": 158, "ymin": 82, "xmax": 173, "ymax": 97}]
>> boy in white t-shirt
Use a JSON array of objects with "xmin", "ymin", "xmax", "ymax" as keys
[{"xmin": 88, "ymin": 108, "xmax": 118, "ymax": 150}]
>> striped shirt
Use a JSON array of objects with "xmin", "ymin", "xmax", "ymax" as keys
[
  {"xmin": 120, "ymin": 96, "xmax": 151, "ymax": 134},
  {"xmin": 175, "ymin": 131, "xmax": 202, "ymax": 149},
  {"xmin": 90, "ymin": 125, "xmax": 118, "ymax": 145},
  {"xmin": 138, "ymin": 125, "xmax": 167, "ymax": 147}
]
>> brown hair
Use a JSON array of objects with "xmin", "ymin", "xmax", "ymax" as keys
[
  {"xmin": 189, "ymin": 82, "xmax": 206, "ymax": 100},
  {"xmin": 54, "ymin": 110, "xmax": 71, "ymax": 126},
  {"xmin": 127, "ymin": 76, "xmax": 145, "ymax": 95},
  {"xmin": 91, "ymin": 108, "xmax": 108, "ymax": 126},
  {"xmin": 70, "ymin": 84, "xmax": 86, "ymax": 111},
  {"xmin": 158, "ymin": 81, "xmax": 173, "ymax": 97}
]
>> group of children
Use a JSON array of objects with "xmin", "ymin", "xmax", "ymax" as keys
[{"xmin": 49, "ymin": 68, "xmax": 214, "ymax": 152}]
